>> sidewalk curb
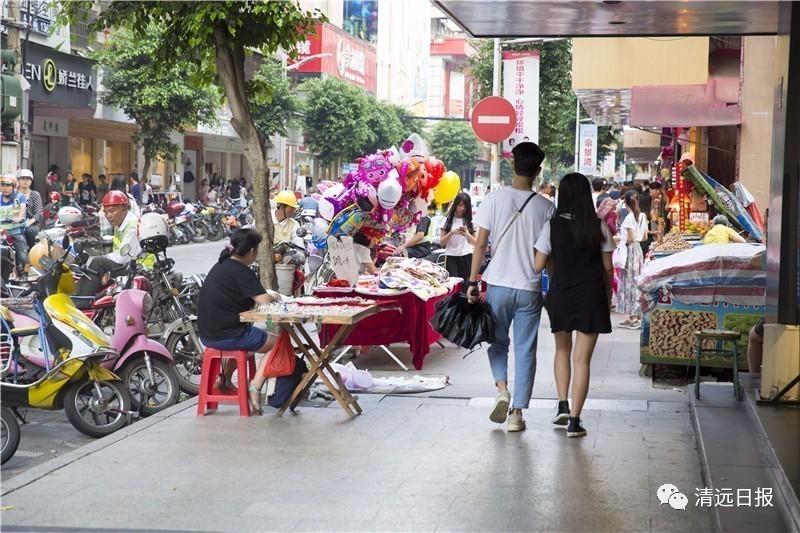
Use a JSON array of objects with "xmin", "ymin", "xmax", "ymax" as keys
[{"xmin": 2, "ymin": 398, "xmax": 198, "ymax": 497}]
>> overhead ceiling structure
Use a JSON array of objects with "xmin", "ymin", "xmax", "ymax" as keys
[{"xmin": 434, "ymin": 1, "xmax": 781, "ymax": 38}]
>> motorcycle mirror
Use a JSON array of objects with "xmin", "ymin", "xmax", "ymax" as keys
[
  {"xmin": 296, "ymin": 228, "xmax": 308, "ymax": 238},
  {"xmin": 61, "ymin": 235, "xmax": 70, "ymax": 249}
]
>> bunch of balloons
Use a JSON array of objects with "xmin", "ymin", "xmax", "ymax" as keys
[{"xmin": 311, "ymin": 134, "xmax": 461, "ymax": 249}]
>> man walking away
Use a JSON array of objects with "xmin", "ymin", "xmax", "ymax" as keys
[{"xmin": 467, "ymin": 142, "xmax": 555, "ymax": 432}]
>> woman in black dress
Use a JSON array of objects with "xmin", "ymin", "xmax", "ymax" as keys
[{"xmin": 534, "ymin": 173, "xmax": 614, "ymax": 438}]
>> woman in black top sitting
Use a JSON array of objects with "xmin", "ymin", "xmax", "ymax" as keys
[
  {"xmin": 198, "ymin": 229, "xmax": 279, "ymax": 414},
  {"xmin": 534, "ymin": 173, "xmax": 614, "ymax": 438}
]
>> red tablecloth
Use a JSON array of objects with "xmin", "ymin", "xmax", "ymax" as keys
[{"xmin": 317, "ymin": 285, "xmax": 460, "ymax": 370}]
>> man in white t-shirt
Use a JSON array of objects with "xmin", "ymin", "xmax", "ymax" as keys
[{"xmin": 467, "ymin": 142, "xmax": 555, "ymax": 432}]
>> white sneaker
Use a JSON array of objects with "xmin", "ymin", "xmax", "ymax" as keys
[
  {"xmin": 489, "ymin": 390, "xmax": 510, "ymax": 423},
  {"xmin": 507, "ymin": 410, "xmax": 526, "ymax": 432}
]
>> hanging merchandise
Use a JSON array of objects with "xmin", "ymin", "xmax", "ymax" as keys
[{"xmin": 682, "ymin": 166, "xmax": 764, "ymax": 242}]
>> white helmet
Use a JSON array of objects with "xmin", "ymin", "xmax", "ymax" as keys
[
  {"xmin": 139, "ymin": 212, "xmax": 170, "ymax": 253},
  {"xmin": 57, "ymin": 206, "xmax": 83, "ymax": 225}
]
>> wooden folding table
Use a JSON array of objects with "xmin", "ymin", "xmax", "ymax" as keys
[{"xmin": 240, "ymin": 304, "xmax": 396, "ymax": 418}]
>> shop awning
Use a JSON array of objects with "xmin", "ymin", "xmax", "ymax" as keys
[{"xmin": 435, "ymin": 1, "xmax": 780, "ymax": 38}]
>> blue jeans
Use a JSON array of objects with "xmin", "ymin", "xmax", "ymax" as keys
[{"xmin": 485, "ymin": 285, "xmax": 543, "ymax": 409}]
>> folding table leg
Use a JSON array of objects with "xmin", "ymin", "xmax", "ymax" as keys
[
  {"xmin": 278, "ymin": 324, "xmax": 358, "ymax": 417},
  {"xmin": 293, "ymin": 323, "xmax": 363, "ymax": 415},
  {"xmin": 380, "ymin": 345, "xmax": 409, "ymax": 371}
]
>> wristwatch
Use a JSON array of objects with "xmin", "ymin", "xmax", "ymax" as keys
[{"xmin": 466, "ymin": 280, "xmax": 479, "ymax": 287}]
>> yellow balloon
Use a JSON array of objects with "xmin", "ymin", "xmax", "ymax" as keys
[{"xmin": 433, "ymin": 171, "xmax": 460, "ymax": 204}]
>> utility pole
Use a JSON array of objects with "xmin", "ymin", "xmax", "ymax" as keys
[{"xmin": 489, "ymin": 38, "xmax": 501, "ymax": 189}]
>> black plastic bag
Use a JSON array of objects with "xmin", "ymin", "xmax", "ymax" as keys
[{"xmin": 432, "ymin": 293, "xmax": 496, "ymax": 350}]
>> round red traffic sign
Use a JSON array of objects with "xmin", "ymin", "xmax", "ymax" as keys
[{"xmin": 470, "ymin": 96, "xmax": 517, "ymax": 144}]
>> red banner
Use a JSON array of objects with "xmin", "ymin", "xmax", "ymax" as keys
[{"xmin": 290, "ymin": 23, "xmax": 377, "ymax": 93}]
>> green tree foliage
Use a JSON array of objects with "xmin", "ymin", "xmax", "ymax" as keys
[
  {"xmin": 429, "ymin": 121, "xmax": 479, "ymax": 179},
  {"xmin": 389, "ymin": 104, "xmax": 426, "ymax": 141},
  {"xmin": 58, "ymin": 0, "xmax": 321, "ymax": 288},
  {"xmin": 466, "ymin": 40, "xmax": 494, "ymax": 101},
  {"xmin": 93, "ymin": 24, "xmax": 217, "ymax": 182},
  {"xmin": 363, "ymin": 98, "xmax": 405, "ymax": 155},
  {"xmin": 249, "ymin": 58, "xmax": 301, "ymax": 139},
  {"xmin": 467, "ymin": 39, "xmax": 620, "ymax": 177},
  {"xmin": 300, "ymin": 77, "xmax": 372, "ymax": 164}
]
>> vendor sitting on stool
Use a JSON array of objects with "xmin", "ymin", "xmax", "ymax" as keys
[
  {"xmin": 198, "ymin": 229, "xmax": 281, "ymax": 415},
  {"xmin": 703, "ymin": 215, "xmax": 746, "ymax": 244}
]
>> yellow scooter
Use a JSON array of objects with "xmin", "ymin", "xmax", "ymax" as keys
[{"xmin": 1, "ymin": 239, "xmax": 132, "ymax": 439}]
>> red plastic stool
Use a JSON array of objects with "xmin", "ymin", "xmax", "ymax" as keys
[{"xmin": 197, "ymin": 348, "xmax": 257, "ymax": 417}]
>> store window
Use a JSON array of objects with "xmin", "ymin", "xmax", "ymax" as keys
[
  {"xmin": 105, "ymin": 141, "xmax": 132, "ymax": 177},
  {"xmin": 69, "ymin": 136, "xmax": 93, "ymax": 177}
]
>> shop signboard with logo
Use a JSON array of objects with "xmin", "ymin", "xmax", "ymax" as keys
[
  {"xmin": 23, "ymin": 43, "xmax": 95, "ymax": 108},
  {"xmin": 289, "ymin": 23, "xmax": 377, "ymax": 93}
]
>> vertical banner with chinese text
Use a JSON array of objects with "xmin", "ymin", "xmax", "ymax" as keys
[
  {"xmin": 501, "ymin": 51, "xmax": 540, "ymax": 156},
  {"xmin": 578, "ymin": 124, "xmax": 598, "ymax": 176}
]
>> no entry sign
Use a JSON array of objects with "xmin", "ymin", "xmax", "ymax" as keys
[{"xmin": 470, "ymin": 96, "xmax": 517, "ymax": 144}]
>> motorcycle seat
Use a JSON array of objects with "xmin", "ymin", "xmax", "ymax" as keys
[
  {"xmin": 10, "ymin": 326, "xmax": 38, "ymax": 339},
  {"xmin": 71, "ymin": 296, "xmax": 97, "ymax": 310}
]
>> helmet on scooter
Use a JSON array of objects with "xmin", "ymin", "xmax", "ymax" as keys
[
  {"xmin": 28, "ymin": 240, "xmax": 51, "ymax": 272},
  {"xmin": 49, "ymin": 191, "xmax": 62, "ymax": 204},
  {"xmin": 57, "ymin": 206, "xmax": 83, "ymax": 225},
  {"xmin": 102, "ymin": 190, "xmax": 130, "ymax": 208},
  {"xmin": 139, "ymin": 212, "xmax": 170, "ymax": 253}
]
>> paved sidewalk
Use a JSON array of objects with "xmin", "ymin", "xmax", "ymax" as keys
[{"xmin": 1, "ymin": 320, "xmax": 711, "ymax": 532}]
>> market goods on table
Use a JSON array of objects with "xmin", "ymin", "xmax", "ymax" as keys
[
  {"xmin": 241, "ymin": 301, "xmax": 392, "ymax": 325},
  {"xmin": 652, "ymin": 228, "xmax": 692, "ymax": 252},
  {"xmin": 378, "ymin": 257, "xmax": 454, "ymax": 300}
]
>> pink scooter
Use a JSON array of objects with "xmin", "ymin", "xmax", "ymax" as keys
[{"xmin": 108, "ymin": 288, "xmax": 180, "ymax": 416}]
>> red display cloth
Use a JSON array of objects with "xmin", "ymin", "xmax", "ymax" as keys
[{"xmin": 316, "ymin": 284, "xmax": 460, "ymax": 370}]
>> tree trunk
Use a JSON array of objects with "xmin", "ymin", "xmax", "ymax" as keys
[
  {"xmin": 212, "ymin": 27, "xmax": 276, "ymax": 290},
  {"xmin": 141, "ymin": 154, "xmax": 152, "ymax": 191}
]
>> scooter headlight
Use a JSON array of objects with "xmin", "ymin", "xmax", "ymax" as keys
[{"xmin": 142, "ymin": 293, "xmax": 153, "ymax": 317}]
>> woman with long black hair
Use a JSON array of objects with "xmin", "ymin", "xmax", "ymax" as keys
[
  {"xmin": 534, "ymin": 173, "xmax": 614, "ymax": 438},
  {"xmin": 439, "ymin": 192, "xmax": 476, "ymax": 282},
  {"xmin": 198, "ymin": 229, "xmax": 279, "ymax": 414},
  {"xmin": 617, "ymin": 190, "xmax": 648, "ymax": 329}
]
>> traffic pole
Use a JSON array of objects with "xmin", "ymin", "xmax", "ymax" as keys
[{"xmin": 490, "ymin": 38, "xmax": 501, "ymax": 190}]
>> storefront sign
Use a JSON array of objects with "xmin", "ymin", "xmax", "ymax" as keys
[
  {"xmin": 501, "ymin": 51, "xmax": 540, "ymax": 156},
  {"xmin": 23, "ymin": 43, "xmax": 95, "ymax": 108},
  {"xmin": 290, "ymin": 23, "xmax": 377, "ymax": 93},
  {"xmin": 32, "ymin": 116, "xmax": 69, "ymax": 137},
  {"xmin": 20, "ymin": 0, "xmax": 54, "ymax": 34},
  {"xmin": 579, "ymin": 124, "xmax": 598, "ymax": 176}
]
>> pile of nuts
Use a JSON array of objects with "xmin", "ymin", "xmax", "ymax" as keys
[
  {"xmin": 654, "ymin": 228, "xmax": 693, "ymax": 252},
  {"xmin": 649, "ymin": 309, "xmax": 717, "ymax": 357}
]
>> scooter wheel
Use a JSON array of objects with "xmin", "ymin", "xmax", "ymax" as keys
[
  {"xmin": 119, "ymin": 356, "xmax": 180, "ymax": 416},
  {"xmin": 1, "ymin": 407, "xmax": 20, "ymax": 465},
  {"xmin": 63, "ymin": 379, "xmax": 131, "ymax": 438},
  {"xmin": 166, "ymin": 328, "xmax": 204, "ymax": 395}
]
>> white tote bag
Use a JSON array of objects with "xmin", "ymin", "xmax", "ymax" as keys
[{"xmin": 612, "ymin": 241, "xmax": 628, "ymax": 269}]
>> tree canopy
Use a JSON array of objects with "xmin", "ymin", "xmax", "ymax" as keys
[
  {"xmin": 249, "ymin": 58, "xmax": 301, "ymax": 139},
  {"xmin": 429, "ymin": 121, "xmax": 479, "ymax": 179},
  {"xmin": 58, "ymin": 0, "xmax": 322, "ymax": 287},
  {"xmin": 93, "ymin": 23, "xmax": 218, "ymax": 182}
]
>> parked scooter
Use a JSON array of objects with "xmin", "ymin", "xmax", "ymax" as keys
[
  {"xmin": 1, "ymin": 406, "xmax": 20, "ymax": 464},
  {"xmin": 1, "ymin": 240, "xmax": 133, "ymax": 438},
  {"xmin": 70, "ymin": 260, "xmax": 180, "ymax": 416}
]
